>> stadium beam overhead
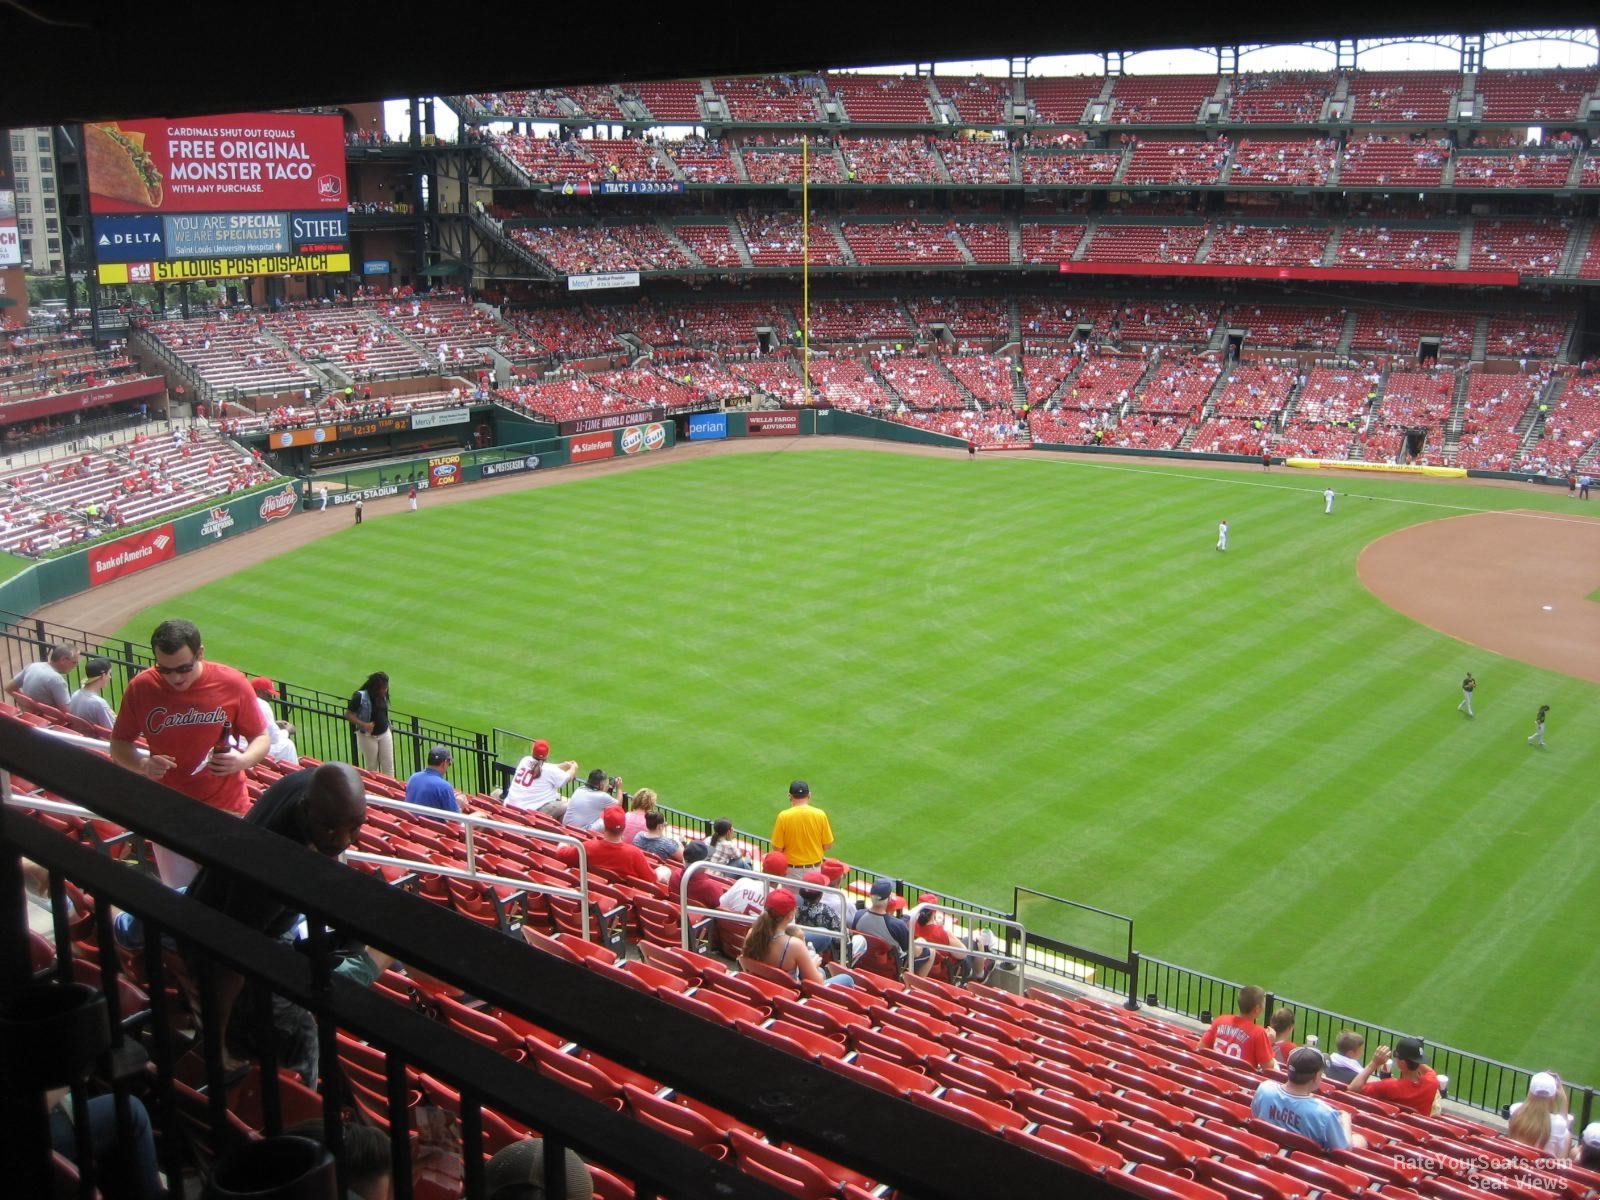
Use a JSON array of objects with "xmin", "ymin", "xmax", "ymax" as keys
[{"xmin": 0, "ymin": 3, "xmax": 1595, "ymax": 124}]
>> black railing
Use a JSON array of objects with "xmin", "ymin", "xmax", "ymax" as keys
[
  {"xmin": 1139, "ymin": 955, "xmax": 1596, "ymax": 1127},
  {"xmin": 0, "ymin": 720, "xmax": 1098, "ymax": 1199}
]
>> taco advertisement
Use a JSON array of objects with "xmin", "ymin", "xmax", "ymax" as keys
[{"xmin": 85, "ymin": 112, "xmax": 347, "ymax": 215}]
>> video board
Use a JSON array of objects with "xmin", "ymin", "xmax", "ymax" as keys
[
  {"xmin": 86, "ymin": 112, "xmax": 349, "ymax": 284},
  {"xmin": 0, "ymin": 141, "xmax": 19, "ymax": 268}
]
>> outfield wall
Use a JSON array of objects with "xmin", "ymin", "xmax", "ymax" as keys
[{"xmin": 0, "ymin": 408, "xmax": 1567, "ymax": 618}]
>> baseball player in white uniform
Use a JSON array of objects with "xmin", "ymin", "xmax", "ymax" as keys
[
  {"xmin": 1324, "ymin": 487, "xmax": 1336, "ymax": 514},
  {"xmin": 1216, "ymin": 520, "xmax": 1228, "ymax": 551}
]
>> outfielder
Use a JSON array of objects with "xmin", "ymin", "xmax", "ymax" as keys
[
  {"xmin": 1528, "ymin": 704, "xmax": 1548, "ymax": 747},
  {"xmin": 1457, "ymin": 673, "xmax": 1475, "ymax": 717},
  {"xmin": 1324, "ymin": 487, "xmax": 1336, "ymax": 514},
  {"xmin": 1217, "ymin": 520, "xmax": 1229, "ymax": 551}
]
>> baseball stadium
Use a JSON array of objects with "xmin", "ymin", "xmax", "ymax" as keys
[{"xmin": 2, "ymin": 8, "xmax": 1599, "ymax": 1198}]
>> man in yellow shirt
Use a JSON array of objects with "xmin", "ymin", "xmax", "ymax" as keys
[{"xmin": 771, "ymin": 780, "xmax": 833, "ymax": 880}]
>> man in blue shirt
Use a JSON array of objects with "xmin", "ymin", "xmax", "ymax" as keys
[
  {"xmin": 1251, "ymin": 1047, "xmax": 1367, "ymax": 1150},
  {"xmin": 404, "ymin": 745, "xmax": 460, "ymax": 813}
]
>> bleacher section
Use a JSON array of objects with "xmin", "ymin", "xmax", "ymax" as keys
[
  {"xmin": 1454, "ymin": 369, "xmax": 1545, "ymax": 470},
  {"xmin": 0, "ymin": 337, "xmax": 150, "ymax": 403},
  {"xmin": 808, "ymin": 300, "xmax": 912, "ymax": 342},
  {"xmin": 1020, "ymin": 222, "xmax": 1090, "ymax": 265},
  {"xmin": 1335, "ymin": 226, "xmax": 1461, "ymax": 272},
  {"xmin": 938, "ymin": 139, "xmax": 1013, "ymax": 185},
  {"xmin": 1019, "ymin": 150, "xmax": 1123, "ymax": 185},
  {"xmin": 1085, "ymin": 225, "xmax": 1209, "ymax": 265},
  {"xmin": 936, "ymin": 76, "xmax": 1010, "ymax": 126},
  {"xmin": 841, "ymin": 221, "xmax": 963, "ymax": 265},
  {"xmin": 904, "ymin": 297, "xmax": 1009, "ymax": 340},
  {"xmin": 494, "ymin": 135, "xmax": 674, "ymax": 185},
  {"xmin": 827, "ymin": 73, "xmax": 934, "ymax": 123},
  {"xmin": 510, "ymin": 224, "xmax": 696, "ymax": 274},
  {"xmin": 1453, "ymin": 151, "xmax": 1575, "ymax": 189},
  {"xmin": 738, "ymin": 137, "xmax": 847, "ymax": 184},
  {"xmin": 1349, "ymin": 310, "xmax": 1476, "ymax": 357},
  {"xmin": 1226, "ymin": 73, "xmax": 1335, "ymax": 122},
  {"xmin": 942, "ymin": 354, "xmax": 1016, "ymax": 407},
  {"xmin": 142, "ymin": 316, "xmax": 319, "ymax": 397},
  {"xmin": 0, "ymin": 430, "xmax": 278, "ymax": 555},
  {"xmin": 737, "ymin": 212, "xmax": 847, "ymax": 266},
  {"xmin": 1337, "ymin": 138, "xmax": 1450, "ymax": 188},
  {"xmin": 874, "ymin": 355, "xmax": 966, "ymax": 409},
  {"xmin": 1122, "ymin": 140, "xmax": 1230, "ymax": 187},
  {"xmin": 630, "ymin": 80, "xmax": 703, "ymax": 122},
  {"xmin": 1472, "ymin": 69, "xmax": 1598, "ymax": 123},
  {"xmin": 1529, "ymin": 374, "xmax": 1600, "ymax": 470},
  {"xmin": 1025, "ymin": 77, "xmax": 1104, "ymax": 123},
  {"xmin": 1204, "ymin": 225, "xmax": 1330, "ymax": 268},
  {"xmin": 1226, "ymin": 138, "xmax": 1337, "ymax": 186},
  {"xmin": 665, "ymin": 138, "xmax": 739, "ymax": 184},
  {"xmin": 714, "ymin": 77, "xmax": 821, "ymax": 123},
  {"xmin": 1225, "ymin": 304, "xmax": 1346, "ymax": 350},
  {"xmin": 955, "ymin": 220, "xmax": 1012, "ymax": 263},
  {"xmin": 1107, "ymin": 75, "xmax": 1218, "ymax": 124},
  {"xmin": 673, "ymin": 221, "xmax": 743, "ymax": 267},
  {"xmin": 1346, "ymin": 71, "xmax": 1462, "ymax": 122},
  {"xmin": 839, "ymin": 137, "xmax": 945, "ymax": 184},
  {"xmin": 1466, "ymin": 220, "xmax": 1570, "ymax": 276},
  {"xmin": 805, "ymin": 356, "xmax": 896, "ymax": 409}
]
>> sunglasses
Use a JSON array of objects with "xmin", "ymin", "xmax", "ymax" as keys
[{"xmin": 155, "ymin": 659, "xmax": 200, "ymax": 676}]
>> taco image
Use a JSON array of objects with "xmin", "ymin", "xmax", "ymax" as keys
[{"xmin": 85, "ymin": 123, "xmax": 164, "ymax": 209}]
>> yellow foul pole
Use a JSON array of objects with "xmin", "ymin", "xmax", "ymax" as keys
[{"xmin": 802, "ymin": 134, "xmax": 811, "ymax": 405}]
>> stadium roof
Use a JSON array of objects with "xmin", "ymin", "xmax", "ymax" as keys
[{"xmin": 2, "ymin": 2, "xmax": 1594, "ymax": 125}]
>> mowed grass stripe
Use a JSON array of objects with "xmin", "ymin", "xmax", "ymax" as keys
[{"xmin": 119, "ymin": 451, "xmax": 1600, "ymax": 1080}]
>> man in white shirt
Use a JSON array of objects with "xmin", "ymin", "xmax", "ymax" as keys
[
  {"xmin": 8, "ymin": 644, "xmax": 78, "ymax": 711},
  {"xmin": 250, "ymin": 677, "xmax": 300, "ymax": 765},
  {"xmin": 503, "ymin": 738, "xmax": 577, "ymax": 820},
  {"xmin": 562, "ymin": 768, "xmax": 618, "ymax": 832}
]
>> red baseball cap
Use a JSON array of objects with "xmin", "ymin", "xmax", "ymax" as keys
[
  {"xmin": 531, "ymin": 739, "xmax": 550, "ymax": 758},
  {"xmin": 765, "ymin": 889, "xmax": 797, "ymax": 919},
  {"xmin": 761, "ymin": 850, "xmax": 789, "ymax": 875},
  {"xmin": 601, "ymin": 805, "xmax": 626, "ymax": 833},
  {"xmin": 249, "ymin": 676, "xmax": 277, "ymax": 696}
]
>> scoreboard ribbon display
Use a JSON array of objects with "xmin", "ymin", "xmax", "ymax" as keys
[{"xmin": 97, "ymin": 253, "xmax": 351, "ymax": 284}]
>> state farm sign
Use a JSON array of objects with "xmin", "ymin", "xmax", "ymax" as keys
[{"xmin": 570, "ymin": 433, "xmax": 615, "ymax": 464}]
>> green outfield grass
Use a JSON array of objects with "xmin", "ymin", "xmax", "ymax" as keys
[{"xmin": 118, "ymin": 450, "xmax": 1600, "ymax": 1080}]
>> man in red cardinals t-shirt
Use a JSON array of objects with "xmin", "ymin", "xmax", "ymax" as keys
[
  {"xmin": 1197, "ymin": 984, "xmax": 1278, "ymax": 1072},
  {"xmin": 110, "ymin": 618, "xmax": 270, "ymax": 887}
]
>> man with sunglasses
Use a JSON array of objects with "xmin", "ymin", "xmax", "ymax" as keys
[{"xmin": 110, "ymin": 618, "xmax": 270, "ymax": 886}]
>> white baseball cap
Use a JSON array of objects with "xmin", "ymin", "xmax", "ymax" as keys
[
  {"xmin": 1581, "ymin": 1122, "xmax": 1600, "ymax": 1150},
  {"xmin": 1528, "ymin": 1072, "xmax": 1559, "ymax": 1098}
]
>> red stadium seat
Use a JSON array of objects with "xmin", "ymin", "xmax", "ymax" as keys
[
  {"xmin": 1119, "ymin": 1164, "xmax": 1230, "ymax": 1200},
  {"xmin": 1002, "ymin": 1124, "xmax": 1126, "ymax": 1174}
]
